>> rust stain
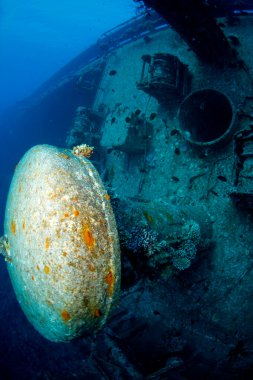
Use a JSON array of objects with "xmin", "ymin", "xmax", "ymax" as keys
[
  {"xmin": 64, "ymin": 212, "xmax": 69, "ymax": 218},
  {"xmin": 44, "ymin": 265, "xmax": 50, "ymax": 275},
  {"xmin": 48, "ymin": 192, "xmax": 58, "ymax": 199},
  {"xmin": 73, "ymin": 209, "xmax": 79, "ymax": 217},
  {"xmin": 58, "ymin": 153, "xmax": 69, "ymax": 159},
  {"xmin": 11, "ymin": 220, "xmax": 16, "ymax": 235},
  {"xmin": 31, "ymin": 275, "xmax": 35, "ymax": 281},
  {"xmin": 62, "ymin": 251, "xmax": 67, "ymax": 257},
  {"xmin": 61, "ymin": 309, "xmax": 71, "ymax": 322},
  {"xmin": 83, "ymin": 228, "xmax": 95, "ymax": 247},
  {"xmin": 105, "ymin": 270, "xmax": 114, "ymax": 296},
  {"xmin": 45, "ymin": 237, "xmax": 50, "ymax": 250},
  {"xmin": 36, "ymin": 265, "xmax": 40, "ymax": 271},
  {"xmin": 22, "ymin": 220, "xmax": 26, "ymax": 230}
]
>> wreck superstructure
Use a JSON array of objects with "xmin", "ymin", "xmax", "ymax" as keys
[{"xmin": 2, "ymin": 3, "xmax": 253, "ymax": 378}]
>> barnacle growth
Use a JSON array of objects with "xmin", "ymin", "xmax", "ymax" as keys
[{"xmin": 2, "ymin": 144, "xmax": 120, "ymax": 342}]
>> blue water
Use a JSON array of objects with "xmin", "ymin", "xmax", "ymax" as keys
[
  {"xmin": 0, "ymin": 0, "xmax": 135, "ymax": 114},
  {"xmin": 0, "ymin": 0, "xmax": 136, "ymax": 235}
]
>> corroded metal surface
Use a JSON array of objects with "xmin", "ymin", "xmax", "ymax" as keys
[{"xmin": 4, "ymin": 144, "xmax": 120, "ymax": 342}]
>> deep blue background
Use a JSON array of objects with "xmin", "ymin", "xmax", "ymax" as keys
[
  {"xmin": 0, "ymin": 0, "xmax": 135, "ymax": 114},
  {"xmin": 0, "ymin": 0, "xmax": 136, "ymax": 234}
]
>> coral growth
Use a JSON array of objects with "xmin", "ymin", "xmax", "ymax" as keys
[
  {"xmin": 171, "ymin": 241, "xmax": 197, "ymax": 271},
  {"xmin": 72, "ymin": 144, "xmax": 94, "ymax": 158},
  {"xmin": 120, "ymin": 215, "xmax": 209, "ymax": 273},
  {"xmin": 171, "ymin": 220, "xmax": 201, "ymax": 271},
  {"xmin": 107, "ymin": 194, "xmax": 212, "ymax": 276},
  {"xmin": 126, "ymin": 226, "xmax": 159, "ymax": 257}
]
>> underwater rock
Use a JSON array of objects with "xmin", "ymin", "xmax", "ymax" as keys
[{"xmin": 3, "ymin": 144, "xmax": 120, "ymax": 342}]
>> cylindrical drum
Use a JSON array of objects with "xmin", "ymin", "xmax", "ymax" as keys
[{"xmin": 4, "ymin": 144, "xmax": 120, "ymax": 342}]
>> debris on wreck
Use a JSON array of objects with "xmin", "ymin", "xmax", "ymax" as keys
[{"xmin": 137, "ymin": 53, "xmax": 190, "ymax": 103}]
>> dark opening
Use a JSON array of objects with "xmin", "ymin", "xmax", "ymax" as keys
[{"xmin": 179, "ymin": 89, "xmax": 233, "ymax": 144}]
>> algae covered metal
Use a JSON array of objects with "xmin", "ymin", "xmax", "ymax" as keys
[{"xmin": 3, "ymin": 144, "xmax": 121, "ymax": 342}]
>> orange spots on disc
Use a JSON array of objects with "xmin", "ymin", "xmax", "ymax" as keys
[
  {"xmin": 36, "ymin": 265, "xmax": 40, "ymax": 271},
  {"xmin": 49, "ymin": 192, "xmax": 57, "ymax": 200},
  {"xmin": 105, "ymin": 193, "xmax": 110, "ymax": 201},
  {"xmin": 83, "ymin": 228, "xmax": 95, "ymax": 247},
  {"xmin": 64, "ymin": 212, "xmax": 69, "ymax": 218},
  {"xmin": 58, "ymin": 153, "xmax": 69, "ymax": 159},
  {"xmin": 94, "ymin": 309, "xmax": 102, "ymax": 318},
  {"xmin": 31, "ymin": 275, "xmax": 35, "ymax": 281},
  {"xmin": 45, "ymin": 237, "xmax": 50, "ymax": 250},
  {"xmin": 22, "ymin": 220, "xmax": 26, "ymax": 230},
  {"xmin": 62, "ymin": 251, "xmax": 67, "ymax": 257},
  {"xmin": 72, "ymin": 196, "xmax": 78, "ymax": 202},
  {"xmin": 61, "ymin": 309, "xmax": 71, "ymax": 323},
  {"xmin": 44, "ymin": 265, "xmax": 50, "ymax": 275},
  {"xmin": 73, "ymin": 209, "xmax": 79, "ymax": 217},
  {"xmin": 105, "ymin": 270, "xmax": 114, "ymax": 296},
  {"xmin": 11, "ymin": 220, "xmax": 16, "ymax": 235}
]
